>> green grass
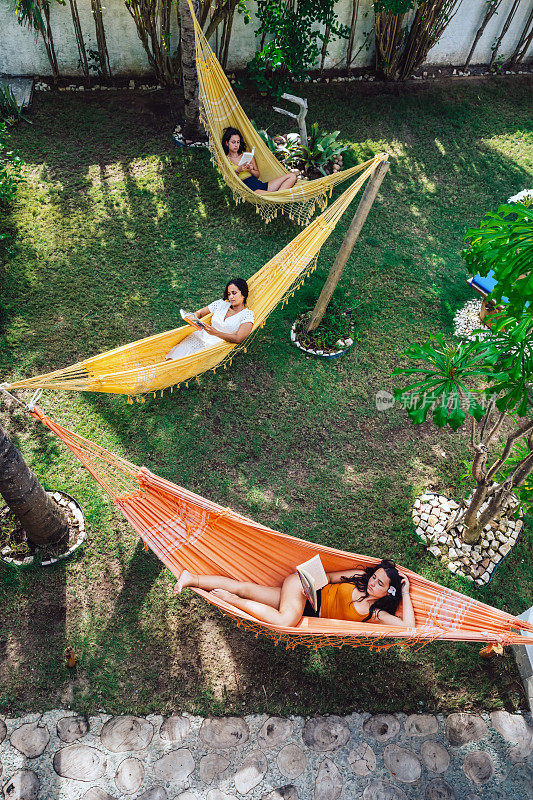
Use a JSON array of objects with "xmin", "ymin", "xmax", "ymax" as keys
[{"xmin": 0, "ymin": 78, "xmax": 532, "ymax": 716}]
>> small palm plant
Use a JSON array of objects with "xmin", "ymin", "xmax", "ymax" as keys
[
  {"xmin": 289, "ymin": 122, "xmax": 348, "ymax": 178},
  {"xmin": 394, "ymin": 313, "xmax": 533, "ymax": 544}
]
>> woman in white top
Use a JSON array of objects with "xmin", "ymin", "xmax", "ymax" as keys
[{"xmin": 166, "ymin": 278, "xmax": 254, "ymax": 360}]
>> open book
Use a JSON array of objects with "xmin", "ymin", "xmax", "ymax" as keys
[
  {"xmin": 238, "ymin": 147, "xmax": 255, "ymax": 167},
  {"xmin": 296, "ymin": 554, "xmax": 328, "ymax": 612},
  {"xmin": 180, "ymin": 309, "xmax": 208, "ymax": 330}
]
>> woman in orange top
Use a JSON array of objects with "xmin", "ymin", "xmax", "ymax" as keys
[{"xmin": 175, "ymin": 559, "xmax": 415, "ymax": 628}]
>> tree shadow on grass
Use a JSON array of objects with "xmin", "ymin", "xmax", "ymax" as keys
[{"xmin": 1, "ymin": 80, "xmax": 531, "ymax": 713}]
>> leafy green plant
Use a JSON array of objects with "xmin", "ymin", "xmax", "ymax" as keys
[
  {"xmin": 245, "ymin": 0, "xmax": 350, "ymax": 97},
  {"xmin": 394, "ymin": 313, "xmax": 533, "ymax": 543},
  {"xmin": 290, "ymin": 123, "xmax": 348, "ymax": 177},
  {"xmin": 463, "ymin": 203, "xmax": 533, "ymax": 318}
]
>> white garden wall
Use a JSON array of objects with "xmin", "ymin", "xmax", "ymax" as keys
[{"xmin": 0, "ymin": 0, "xmax": 531, "ymax": 78}]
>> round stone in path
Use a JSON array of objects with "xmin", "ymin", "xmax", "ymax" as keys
[
  {"xmin": 100, "ymin": 715, "xmax": 154, "ymax": 752},
  {"xmin": 136, "ymin": 791, "xmax": 167, "ymax": 800},
  {"xmin": 347, "ymin": 742, "xmax": 377, "ymax": 776},
  {"xmin": 314, "ymin": 758, "xmax": 342, "ymax": 800},
  {"xmin": 258, "ymin": 717, "xmax": 293, "ymax": 749},
  {"xmin": 277, "ymin": 744, "xmax": 307, "ymax": 779},
  {"xmin": 1, "ymin": 770, "xmax": 40, "ymax": 800},
  {"xmin": 153, "ymin": 748, "xmax": 195, "ymax": 782},
  {"xmin": 10, "ymin": 721, "xmax": 50, "ymax": 758},
  {"xmin": 463, "ymin": 751, "xmax": 494, "ymax": 785},
  {"xmin": 302, "ymin": 716, "xmax": 350, "ymax": 751},
  {"xmin": 115, "ymin": 756, "xmax": 144, "ymax": 794},
  {"xmin": 53, "ymin": 745, "xmax": 107, "ymax": 781},
  {"xmin": 199, "ymin": 753, "xmax": 230, "ymax": 783},
  {"xmin": 362, "ymin": 780, "xmax": 408, "ymax": 800},
  {"xmin": 262, "ymin": 786, "xmax": 299, "ymax": 800},
  {"xmin": 160, "ymin": 715, "xmax": 190, "ymax": 744},
  {"xmin": 82, "ymin": 790, "xmax": 115, "ymax": 800},
  {"xmin": 57, "ymin": 715, "xmax": 89, "ymax": 743},
  {"xmin": 490, "ymin": 710, "xmax": 533, "ymax": 761},
  {"xmin": 404, "ymin": 714, "xmax": 438, "ymax": 737},
  {"xmin": 383, "ymin": 745, "xmax": 421, "ymax": 783},
  {"xmin": 234, "ymin": 750, "xmax": 268, "ymax": 794},
  {"xmin": 135, "ymin": 790, "xmax": 168, "ymax": 800},
  {"xmin": 420, "ymin": 741, "xmax": 450, "ymax": 773},
  {"xmin": 206, "ymin": 791, "xmax": 238, "ymax": 800},
  {"xmin": 199, "ymin": 718, "xmax": 249, "ymax": 748},
  {"xmin": 445, "ymin": 714, "xmax": 487, "ymax": 746},
  {"xmin": 0, "ymin": 718, "xmax": 6, "ymax": 744},
  {"xmin": 425, "ymin": 777, "xmax": 456, "ymax": 800},
  {"xmin": 363, "ymin": 715, "xmax": 400, "ymax": 743}
]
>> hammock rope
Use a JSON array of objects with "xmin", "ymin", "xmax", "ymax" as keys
[
  {"xmin": 20, "ymin": 404, "xmax": 533, "ymax": 651},
  {"xmin": 185, "ymin": 0, "xmax": 381, "ymax": 225},
  {"xmin": 6, "ymin": 154, "xmax": 388, "ymax": 398}
]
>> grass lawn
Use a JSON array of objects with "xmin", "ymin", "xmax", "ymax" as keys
[{"xmin": 0, "ymin": 77, "xmax": 531, "ymax": 717}]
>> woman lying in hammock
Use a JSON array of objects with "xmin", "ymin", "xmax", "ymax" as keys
[
  {"xmin": 166, "ymin": 278, "xmax": 254, "ymax": 360},
  {"xmin": 175, "ymin": 559, "xmax": 415, "ymax": 628},
  {"xmin": 222, "ymin": 127, "xmax": 298, "ymax": 194}
]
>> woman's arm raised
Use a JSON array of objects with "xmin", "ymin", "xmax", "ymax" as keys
[
  {"xmin": 373, "ymin": 574, "xmax": 415, "ymax": 628},
  {"xmin": 326, "ymin": 569, "xmax": 365, "ymax": 584}
]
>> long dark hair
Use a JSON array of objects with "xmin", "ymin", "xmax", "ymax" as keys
[
  {"xmin": 223, "ymin": 278, "xmax": 249, "ymax": 304},
  {"xmin": 344, "ymin": 559, "xmax": 402, "ymax": 622},
  {"xmin": 221, "ymin": 127, "xmax": 246, "ymax": 155}
]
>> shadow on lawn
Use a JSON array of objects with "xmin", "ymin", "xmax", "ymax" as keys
[{"xmin": 1, "ymin": 80, "xmax": 531, "ymax": 713}]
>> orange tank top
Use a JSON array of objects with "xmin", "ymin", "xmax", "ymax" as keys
[{"xmin": 320, "ymin": 582, "xmax": 368, "ymax": 622}]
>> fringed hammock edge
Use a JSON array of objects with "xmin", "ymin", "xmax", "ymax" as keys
[
  {"xmin": 185, "ymin": 0, "xmax": 379, "ymax": 226},
  {"xmin": 26, "ymin": 405, "xmax": 533, "ymax": 652},
  {"xmin": 7, "ymin": 155, "xmax": 387, "ymax": 398}
]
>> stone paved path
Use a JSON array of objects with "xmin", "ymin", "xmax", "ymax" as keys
[{"xmin": 1, "ymin": 709, "xmax": 532, "ymax": 799}]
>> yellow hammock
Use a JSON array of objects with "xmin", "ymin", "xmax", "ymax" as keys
[
  {"xmin": 185, "ymin": 0, "xmax": 378, "ymax": 225},
  {"xmin": 23, "ymin": 404, "xmax": 533, "ymax": 651},
  {"xmin": 7, "ymin": 155, "xmax": 387, "ymax": 398}
]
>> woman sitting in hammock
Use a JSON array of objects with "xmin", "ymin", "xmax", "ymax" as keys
[
  {"xmin": 175, "ymin": 559, "xmax": 415, "ymax": 628},
  {"xmin": 222, "ymin": 127, "xmax": 298, "ymax": 194},
  {"xmin": 166, "ymin": 278, "xmax": 254, "ymax": 360}
]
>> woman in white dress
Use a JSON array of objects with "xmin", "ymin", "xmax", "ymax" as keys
[{"xmin": 166, "ymin": 278, "xmax": 254, "ymax": 360}]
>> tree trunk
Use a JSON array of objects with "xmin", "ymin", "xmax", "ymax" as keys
[
  {"xmin": 464, "ymin": 0, "xmax": 504, "ymax": 68},
  {"xmin": 0, "ymin": 424, "xmax": 68, "ymax": 548},
  {"xmin": 180, "ymin": 0, "xmax": 203, "ymax": 142}
]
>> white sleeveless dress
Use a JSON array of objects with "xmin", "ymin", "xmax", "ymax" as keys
[{"xmin": 166, "ymin": 299, "xmax": 255, "ymax": 359}]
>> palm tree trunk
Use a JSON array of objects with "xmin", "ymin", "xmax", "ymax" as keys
[
  {"xmin": 0, "ymin": 424, "xmax": 68, "ymax": 548},
  {"xmin": 180, "ymin": 0, "xmax": 203, "ymax": 142}
]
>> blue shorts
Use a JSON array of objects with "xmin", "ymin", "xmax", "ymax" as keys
[{"xmin": 242, "ymin": 175, "xmax": 268, "ymax": 192}]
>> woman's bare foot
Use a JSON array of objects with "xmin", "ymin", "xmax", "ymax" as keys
[
  {"xmin": 174, "ymin": 569, "xmax": 196, "ymax": 594},
  {"xmin": 210, "ymin": 588, "xmax": 235, "ymax": 603}
]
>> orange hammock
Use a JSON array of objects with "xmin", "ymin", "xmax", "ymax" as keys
[{"xmin": 27, "ymin": 405, "xmax": 533, "ymax": 651}]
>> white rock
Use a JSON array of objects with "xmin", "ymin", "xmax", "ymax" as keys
[{"xmin": 448, "ymin": 563, "xmax": 458, "ymax": 573}]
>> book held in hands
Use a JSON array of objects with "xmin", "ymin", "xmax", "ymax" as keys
[
  {"xmin": 296, "ymin": 554, "xmax": 328, "ymax": 612},
  {"xmin": 180, "ymin": 309, "xmax": 207, "ymax": 330},
  {"xmin": 238, "ymin": 147, "xmax": 255, "ymax": 167}
]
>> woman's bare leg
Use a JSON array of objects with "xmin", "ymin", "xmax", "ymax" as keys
[
  {"xmin": 175, "ymin": 569, "xmax": 280, "ymax": 607},
  {"xmin": 211, "ymin": 573, "xmax": 306, "ymax": 627},
  {"xmin": 254, "ymin": 173, "xmax": 298, "ymax": 194},
  {"xmin": 268, "ymin": 174, "xmax": 297, "ymax": 191}
]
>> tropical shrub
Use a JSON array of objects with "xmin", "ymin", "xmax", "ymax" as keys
[
  {"xmin": 245, "ymin": 0, "xmax": 350, "ymax": 97},
  {"xmin": 288, "ymin": 122, "xmax": 349, "ymax": 178},
  {"xmin": 394, "ymin": 312, "xmax": 533, "ymax": 544},
  {"xmin": 463, "ymin": 201, "xmax": 533, "ymax": 319}
]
